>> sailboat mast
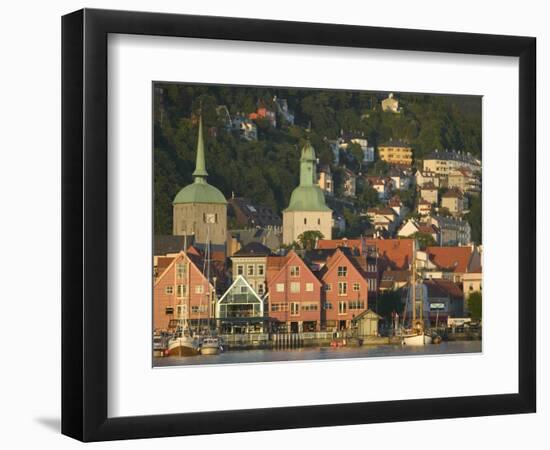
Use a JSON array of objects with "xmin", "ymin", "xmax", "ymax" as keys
[{"xmin": 411, "ymin": 239, "xmax": 416, "ymax": 326}]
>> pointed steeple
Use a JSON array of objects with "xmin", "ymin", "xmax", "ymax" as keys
[{"xmin": 192, "ymin": 115, "xmax": 208, "ymax": 181}]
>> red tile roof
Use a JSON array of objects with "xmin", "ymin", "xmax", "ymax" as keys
[
  {"xmin": 366, "ymin": 238, "xmax": 414, "ymax": 270},
  {"xmin": 426, "ymin": 246, "xmax": 472, "ymax": 273}
]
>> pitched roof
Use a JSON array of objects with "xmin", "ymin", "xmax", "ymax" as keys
[
  {"xmin": 154, "ymin": 235, "xmax": 195, "ymax": 256},
  {"xmin": 233, "ymin": 242, "xmax": 273, "ymax": 257},
  {"xmin": 425, "ymin": 246, "xmax": 473, "ymax": 273},
  {"xmin": 365, "ymin": 238, "xmax": 414, "ymax": 270},
  {"xmin": 316, "ymin": 238, "xmax": 363, "ymax": 254},
  {"xmin": 425, "ymin": 279, "xmax": 463, "ymax": 299},
  {"xmin": 421, "ymin": 182, "xmax": 437, "ymax": 190},
  {"xmin": 442, "ymin": 189, "xmax": 463, "ymax": 199}
]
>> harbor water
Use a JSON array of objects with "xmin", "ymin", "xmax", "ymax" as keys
[{"xmin": 154, "ymin": 340, "xmax": 481, "ymax": 367}]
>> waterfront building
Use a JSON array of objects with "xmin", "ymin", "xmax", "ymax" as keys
[
  {"xmin": 230, "ymin": 242, "xmax": 272, "ymax": 296},
  {"xmin": 352, "ymin": 310, "xmax": 382, "ymax": 337},
  {"xmin": 216, "ymin": 275, "xmax": 267, "ymax": 334},
  {"xmin": 282, "ymin": 140, "xmax": 333, "ymax": 245},
  {"xmin": 265, "ymin": 250, "xmax": 323, "ymax": 332},
  {"xmin": 320, "ymin": 248, "xmax": 369, "ymax": 330},
  {"xmin": 172, "ymin": 116, "xmax": 228, "ymax": 248},
  {"xmin": 153, "ymin": 248, "xmax": 221, "ymax": 332},
  {"xmin": 377, "ymin": 140, "xmax": 413, "ymax": 166}
]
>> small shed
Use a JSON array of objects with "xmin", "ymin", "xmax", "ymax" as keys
[{"xmin": 352, "ymin": 309, "xmax": 381, "ymax": 337}]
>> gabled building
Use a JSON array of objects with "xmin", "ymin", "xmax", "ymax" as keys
[
  {"xmin": 153, "ymin": 249, "xmax": 221, "ymax": 332},
  {"xmin": 415, "ymin": 170, "xmax": 441, "ymax": 188},
  {"xmin": 320, "ymin": 248, "xmax": 369, "ymax": 331},
  {"xmin": 446, "ymin": 168, "xmax": 481, "ymax": 194},
  {"xmin": 388, "ymin": 166, "xmax": 411, "ymax": 190},
  {"xmin": 266, "ymin": 250, "xmax": 323, "ymax": 332},
  {"xmin": 366, "ymin": 207, "xmax": 399, "ymax": 233},
  {"xmin": 424, "ymin": 245, "xmax": 478, "ymax": 282},
  {"xmin": 216, "ymin": 275, "xmax": 267, "ymax": 334},
  {"xmin": 397, "ymin": 219, "xmax": 439, "ymax": 242}
]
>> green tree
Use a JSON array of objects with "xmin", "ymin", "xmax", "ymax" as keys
[
  {"xmin": 406, "ymin": 232, "xmax": 437, "ymax": 250},
  {"xmin": 297, "ymin": 230, "xmax": 324, "ymax": 250},
  {"xmin": 468, "ymin": 291, "xmax": 482, "ymax": 321},
  {"xmin": 465, "ymin": 194, "xmax": 482, "ymax": 245},
  {"xmin": 376, "ymin": 290, "xmax": 403, "ymax": 320}
]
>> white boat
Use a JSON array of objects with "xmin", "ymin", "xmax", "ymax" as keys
[
  {"xmin": 402, "ymin": 333, "xmax": 433, "ymax": 346},
  {"xmin": 200, "ymin": 336, "xmax": 223, "ymax": 355},
  {"xmin": 166, "ymin": 331, "xmax": 200, "ymax": 356}
]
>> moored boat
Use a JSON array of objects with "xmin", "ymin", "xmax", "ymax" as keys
[
  {"xmin": 166, "ymin": 332, "xmax": 200, "ymax": 356},
  {"xmin": 200, "ymin": 336, "xmax": 223, "ymax": 355},
  {"xmin": 402, "ymin": 333, "xmax": 432, "ymax": 346}
]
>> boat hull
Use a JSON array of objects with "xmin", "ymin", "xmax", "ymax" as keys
[
  {"xmin": 402, "ymin": 334, "xmax": 432, "ymax": 346},
  {"xmin": 200, "ymin": 346, "xmax": 220, "ymax": 355},
  {"xmin": 167, "ymin": 337, "xmax": 200, "ymax": 356}
]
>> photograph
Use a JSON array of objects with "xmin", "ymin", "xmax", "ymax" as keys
[{"xmin": 152, "ymin": 83, "xmax": 483, "ymax": 366}]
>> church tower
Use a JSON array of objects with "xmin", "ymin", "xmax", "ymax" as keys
[
  {"xmin": 172, "ymin": 116, "xmax": 227, "ymax": 248},
  {"xmin": 283, "ymin": 140, "xmax": 332, "ymax": 245}
]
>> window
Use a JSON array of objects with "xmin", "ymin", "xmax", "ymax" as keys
[
  {"xmin": 324, "ymin": 302, "xmax": 333, "ymax": 310},
  {"xmin": 165, "ymin": 285, "xmax": 174, "ymax": 295},
  {"xmin": 317, "ymin": 218, "xmax": 321, "ymax": 225},
  {"xmin": 304, "ymin": 218, "xmax": 307, "ymax": 225},
  {"xmin": 367, "ymin": 264, "xmax": 377, "ymax": 272},
  {"xmin": 176, "ymin": 304, "xmax": 187, "ymax": 316},
  {"xmin": 257, "ymin": 283, "xmax": 264, "ymax": 295},
  {"xmin": 338, "ymin": 301, "xmax": 347, "ymax": 315},
  {"xmin": 177, "ymin": 284, "xmax": 187, "ymax": 298},
  {"xmin": 176, "ymin": 263, "xmax": 186, "ymax": 279},
  {"xmin": 191, "ymin": 305, "xmax": 208, "ymax": 314},
  {"xmin": 306, "ymin": 283, "xmax": 314, "ymax": 292},
  {"xmin": 325, "ymin": 283, "xmax": 332, "ymax": 292},
  {"xmin": 349, "ymin": 301, "xmax": 365, "ymax": 310},
  {"xmin": 240, "ymin": 286, "xmax": 248, "ymax": 294},
  {"xmin": 290, "ymin": 282, "xmax": 300, "ymax": 293},
  {"xmin": 290, "ymin": 266, "xmax": 300, "ymax": 277},
  {"xmin": 271, "ymin": 302, "xmax": 288, "ymax": 312},
  {"xmin": 236, "ymin": 265, "xmax": 244, "ymax": 276},
  {"xmin": 302, "ymin": 303, "xmax": 318, "ymax": 311},
  {"xmin": 337, "ymin": 266, "xmax": 348, "ymax": 276},
  {"xmin": 195, "ymin": 285, "xmax": 204, "ymax": 294},
  {"xmin": 165, "ymin": 306, "xmax": 174, "ymax": 315},
  {"xmin": 338, "ymin": 282, "xmax": 348, "ymax": 296},
  {"xmin": 290, "ymin": 302, "xmax": 300, "ymax": 316},
  {"xmin": 257, "ymin": 264, "xmax": 265, "ymax": 276},
  {"xmin": 353, "ymin": 282, "xmax": 360, "ymax": 292},
  {"xmin": 368, "ymin": 278, "xmax": 377, "ymax": 291},
  {"xmin": 247, "ymin": 265, "xmax": 255, "ymax": 276},
  {"xmin": 276, "ymin": 283, "xmax": 285, "ymax": 292}
]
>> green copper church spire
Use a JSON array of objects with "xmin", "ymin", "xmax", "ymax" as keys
[
  {"xmin": 192, "ymin": 115, "xmax": 208, "ymax": 181},
  {"xmin": 284, "ymin": 139, "xmax": 331, "ymax": 212}
]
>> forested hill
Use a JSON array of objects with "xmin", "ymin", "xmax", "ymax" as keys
[{"xmin": 153, "ymin": 83, "xmax": 481, "ymax": 235}]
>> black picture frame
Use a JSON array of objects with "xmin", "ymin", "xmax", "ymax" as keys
[{"xmin": 61, "ymin": 8, "xmax": 536, "ymax": 442}]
